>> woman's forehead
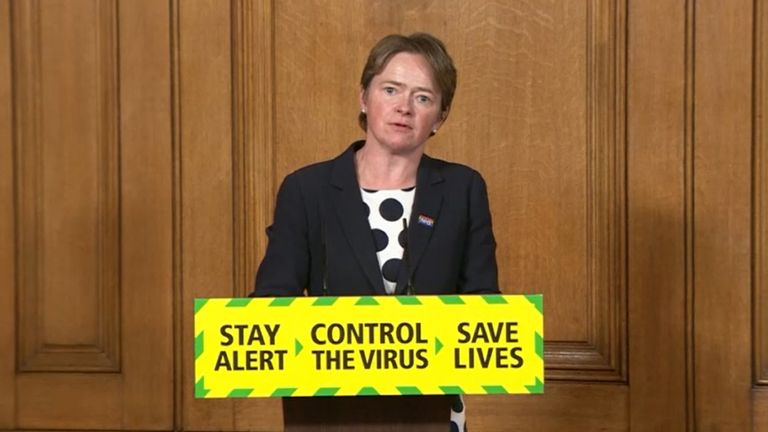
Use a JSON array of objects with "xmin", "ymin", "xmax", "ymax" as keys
[{"xmin": 372, "ymin": 52, "xmax": 438, "ymax": 91}]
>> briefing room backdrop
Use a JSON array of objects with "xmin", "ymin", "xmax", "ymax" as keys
[{"xmin": 0, "ymin": 0, "xmax": 765, "ymax": 430}]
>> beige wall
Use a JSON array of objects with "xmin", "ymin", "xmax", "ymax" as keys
[{"xmin": 0, "ymin": 0, "xmax": 765, "ymax": 430}]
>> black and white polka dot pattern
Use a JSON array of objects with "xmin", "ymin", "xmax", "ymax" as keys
[
  {"xmin": 363, "ymin": 187, "xmax": 466, "ymax": 430},
  {"xmin": 450, "ymin": 394, "xmax": 467, "ymax": 431},
  {"xmin": 360, "ymin": 187, "xmax": 415, "ymax": 294}
]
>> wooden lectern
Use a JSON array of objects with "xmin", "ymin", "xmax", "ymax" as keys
[{"xmin": 283, "ymin": 395, "xmax": 452, "ymax": 432}]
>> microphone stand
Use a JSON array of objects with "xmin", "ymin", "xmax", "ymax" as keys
[{"xmin": 402, "ymin": 218, "xmax": 414, "ymax": 296}]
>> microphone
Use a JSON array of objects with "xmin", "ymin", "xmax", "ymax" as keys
[
  {"xmin": 321, "ymin": 220, "xmax": 329, "ymax": 296},
  {"xmin": 402, "ymin": 218, "xmax": 414, "ymax": 295}
]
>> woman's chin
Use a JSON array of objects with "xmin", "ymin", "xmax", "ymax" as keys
[
  {"xmin": 366, "ymin": 136, "xmax": 425, "ymax": 155},
  {"xmin": 385, "ymin": 142, "xmax": 426, "ymax": 156}
]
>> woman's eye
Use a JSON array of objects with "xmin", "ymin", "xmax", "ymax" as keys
[
  {"xmin": 416, "ymin": 95, "xmax": 431, "ymax": 104},
  {"xmin": 383, "ymin": 87, "xmax": 396, "ymax": 95}
]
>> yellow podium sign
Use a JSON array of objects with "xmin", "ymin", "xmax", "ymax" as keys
[{"xmin": 194, "ymin": 294, "xmax": 543, "ymax": 398}]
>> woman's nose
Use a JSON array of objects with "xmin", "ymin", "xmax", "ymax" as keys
[{"xmin": 395, "ymin": 96, "xmax": 412, "ymax": 114}]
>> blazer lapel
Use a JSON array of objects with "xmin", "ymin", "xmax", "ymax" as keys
[
  {"xmin": 329, "ymin": 143, "xmax": 387, "ymax": 295},
  {"xmin": 396, "ymin": 155, "xmax": 444, "ymax": 294}
]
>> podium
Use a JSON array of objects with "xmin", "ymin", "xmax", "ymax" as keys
[
  {"xmin": 194, "ymin": 295, "xmax": 544, "ymax": 430},
  {"xmin": 283, "ymin": 395, "xmax": 452, "ymax": 432}
]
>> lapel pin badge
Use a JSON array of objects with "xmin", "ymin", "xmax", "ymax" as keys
[{"xmin": 417, "ymin": 214, "xmax": 435, "ymax": 228}]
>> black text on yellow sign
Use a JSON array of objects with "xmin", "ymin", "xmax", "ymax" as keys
[{"xmin": 194, "ymin": 295, "xmax": 543, "ymax": 398}]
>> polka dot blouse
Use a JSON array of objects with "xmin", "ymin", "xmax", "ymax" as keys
[
  {"xmin": 360, "ymin": 186, "xmax": 468, "ymax": 431},
  {"xmin": 360, "ymin": 186, "xmax": 415, "ymax": 294}
]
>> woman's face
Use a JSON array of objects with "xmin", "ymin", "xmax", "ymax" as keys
[{"xmin": 360, "ymin": 52, "xmax": 444, "ymax": 156}]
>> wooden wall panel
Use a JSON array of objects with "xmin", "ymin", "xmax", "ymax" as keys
[
  {"xmin": 471, "ymin": 383, "xmax": 626, "ymax": 432},
  {"xmin": 756, "ymin": 0, "xmax": 767, "ymax": 430},
  {"xmin": 12, "ymin": 0, "xmax": 120, "ymax": 372},
  {"xmin": 758, "ymin": 389, "xmax": 768, "ymax": 432},
  {"xmin": 756, "ymin": 0, "xmax": 768, "ymax": 389},
  {"xmin": 177, "ymin": 0, "xmax": 237, "ymax": 430},
  {"xmin": 543, "ymin": 0, "xmax": 626, "ymax": 381},
  {"xmin": 694, "ymin": 0, "xmax": 753, "ymax": 429},
  {"xmin": 178, "ymin": 0, "xmax": 285, "ymax": 429},
  {"xmin": 0, "ymin": 1, "xmax": 15, "ymax": 427},
  {"xmin": 274, "ymin": 1, "xmax": 366, "ymax": 173},
  {"xmin": 3, "ymin": 0, "xmax": 174, "ymax": 429},
  {"xmin": 118, "ymin": 0, "xmax": 175, "ymax": 428},
  {"xmin": 233, "ymin": 0, "xmax": 274, "ymax": 299},
  {"xmin": 627, "ymin": 0, "xmax": 688, "ymax": 429},
  {"xmin": 434, "ymin": 4, "xmax": 590, "ymax": 337},
  {"xmin": 233, "ymin": 0, "xmax": 283, "ymax": 428}
]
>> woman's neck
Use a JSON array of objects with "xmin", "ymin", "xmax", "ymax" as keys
[{"xmin": 355, "ymin": 144, "xmax": 420, "ymax": 190}]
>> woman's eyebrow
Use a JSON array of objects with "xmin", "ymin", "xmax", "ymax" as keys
[
  {"xmin": 380, "ymin": 80, "xmax": 405, "ymax": 87},
  {"xmin": 380, "ymin": 80, "xmax": 436, "ymax": 94},
  {"xmin": 413, "ymin": 86, "xmax": 436, "ymax": 94}
]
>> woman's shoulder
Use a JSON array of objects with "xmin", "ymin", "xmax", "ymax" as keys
[
  {"xmin": 286, "ymin": 158, "xmax": 335, "ymax": 180},
  {"xmin": 422, "ymin": 154, "xmax": 486, "ymax": 182},
  {"xmin": 281, "ymin": 142, "xmax": 358, "ymax": 187}
]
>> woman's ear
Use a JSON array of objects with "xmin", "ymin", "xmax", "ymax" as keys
[{"xmin": 359, "ymin": 87, "xmax": 368, "ymax": 112}]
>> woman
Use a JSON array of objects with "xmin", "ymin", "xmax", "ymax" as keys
[{"xmin": 252, "ymin": 33, "xmax": 499, "ymax": 431}]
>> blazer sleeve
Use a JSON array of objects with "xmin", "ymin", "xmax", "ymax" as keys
[
  {"xmin": 458, "ymin": 171, "xmax": 500, "ymax": 294},
  {"xmin": 250, "ymin": 173, "xmax": 309, "ymax": 297}
]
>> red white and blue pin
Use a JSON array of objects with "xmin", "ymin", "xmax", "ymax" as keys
[{"xmin": 417, "ymin": 214, "xmax": 435, "ymax": 228}]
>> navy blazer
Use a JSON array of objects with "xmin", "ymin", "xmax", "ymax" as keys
[{"xmin": 251, "ymin": 141, "xmax": 499, "ymax": 297}]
